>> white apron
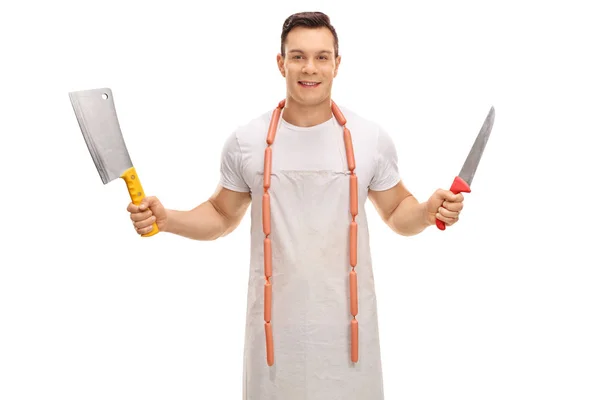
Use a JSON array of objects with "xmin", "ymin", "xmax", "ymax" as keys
[{"xmin": 242, "ymin": 164, "xmax": 385, "ymax": 399}]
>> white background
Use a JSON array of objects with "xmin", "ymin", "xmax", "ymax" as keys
[{"xmin": 1, "ymin": 0, "xmax": 599, "ymax": 399}]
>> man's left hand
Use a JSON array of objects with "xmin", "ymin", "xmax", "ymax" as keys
[{"xmin": 425, "ymin": 189, "xmax": 464, "ymax": 227}]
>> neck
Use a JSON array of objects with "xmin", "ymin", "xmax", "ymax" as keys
[{"xmin": 281, "ymin": 95, "xmax": 333, "ymax": 127}]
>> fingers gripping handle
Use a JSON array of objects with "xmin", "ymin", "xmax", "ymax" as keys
[
  {"xmin": 120, "ymin": 167, "xmax": 159, "ymax": 237},
  {"xmin": 436, "ymin": 176, "xmax": 471, "ymax": 231}
]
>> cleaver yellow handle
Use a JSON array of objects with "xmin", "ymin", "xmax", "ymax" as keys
[{"xmin": 120, "ymin": 166, "xmax": 159, "ymax": 237}]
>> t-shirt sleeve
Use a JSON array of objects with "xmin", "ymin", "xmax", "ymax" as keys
[
  {"xmin": 369, "ymin": 127, "xmax": 402, "ymax": 191},
  {"xmin": 219, "ymin": 130, "xmax": 251, "ymax": 192}
]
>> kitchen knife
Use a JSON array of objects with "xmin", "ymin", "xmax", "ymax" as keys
[
  {"xmin": 69, "ymin": 88, "xmax": 159, "ymax": 237},
  {"xmin": 436, "ymin": 106, "xmax": 495, "ymax": 230}
]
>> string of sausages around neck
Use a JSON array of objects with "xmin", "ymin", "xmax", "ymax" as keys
[{"xmin": 262, "ymin": 99, "xmax": 359, "ymax": 366}]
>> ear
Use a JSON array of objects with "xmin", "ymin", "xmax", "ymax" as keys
[
  {"xmin": 333, "ymin": 55, "xmax": 341, "ymax": 77},
  {"xmin": 276, "ymin": 53, "xmax": 286, "ymax": 77}
]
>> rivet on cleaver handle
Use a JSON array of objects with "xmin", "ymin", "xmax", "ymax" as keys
[
  {"xmin": 436, "ymin": 106, "xmax": 495, "ymax": 231},
  {"xmin": 69, "ymin": 88, "xmax": 159, "ymax": 237}
]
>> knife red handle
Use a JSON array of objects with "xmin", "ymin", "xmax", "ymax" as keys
[{"xmin": 436, "ymin": 176, "xmax": 471, "ymax": 231}]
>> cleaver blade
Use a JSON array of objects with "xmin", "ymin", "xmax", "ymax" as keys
[{"xmin": 69, "ymin": 88, "xmax": 158, "ymax": 237}]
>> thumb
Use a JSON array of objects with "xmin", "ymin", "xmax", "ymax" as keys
[
  {"xmin": 434, "ymin": 188, "xmax": 451, "ymax": 201},
  {"xmin": 442, "ymin": 190, "xmax": 460, "ymax": 201},
  {"xmin": 445, "ymin": 191, "xmax": 464, "ymax": 201},
  {"xmin": 139, "ymin": 196, "xmax": 155, "ymax": 211},
  {"xmin": 433, "ymin": 189, "xmax": 458, "ymax": 205}
]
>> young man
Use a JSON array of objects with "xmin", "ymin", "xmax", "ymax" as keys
[{"xmin": 128, "ymin": 11, "xmax": 464, "ymax": 399}]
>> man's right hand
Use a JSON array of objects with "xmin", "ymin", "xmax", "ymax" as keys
[{"xmin": 127, "ymin": 196, "xmax": 168, "ymax": 236}]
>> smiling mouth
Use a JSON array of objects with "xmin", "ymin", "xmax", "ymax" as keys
[{"xmin": 298, "ymin": 81, "xmax": 321, "ymax": 88}]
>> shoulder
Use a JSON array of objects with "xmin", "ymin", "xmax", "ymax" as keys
[
  {"xmin": 229, "ymin": 110, "xmax": 272, "ymax": 145},
  {"xmin": 220, "ymin": 110, "xmax": 272, "ymax": 160},
  {"xmin": 335, "ymin": 104, "xmax": 394, "ymax": 149},
  {"xmin": 337, "ymin": 105, "xmax": 377, "ymax": 128}
]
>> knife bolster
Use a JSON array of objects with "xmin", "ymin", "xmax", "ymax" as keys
[{"xmin": 450, "ymin": 176, "xmax": 471, "ymax": 194}]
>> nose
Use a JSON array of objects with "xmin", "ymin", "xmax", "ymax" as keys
[{"xmin": 302, "ymin": 59, "xmax": 317, "ymax": 74}]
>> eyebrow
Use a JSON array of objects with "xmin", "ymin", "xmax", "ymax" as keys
[{"xmin": 288, "ymin": 49, "xmax": 333, "ymax": 54}]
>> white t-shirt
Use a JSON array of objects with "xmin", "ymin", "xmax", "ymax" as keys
[{"xmin": 219, "ymin": 105, "xmax": 401, "ymax": 194}]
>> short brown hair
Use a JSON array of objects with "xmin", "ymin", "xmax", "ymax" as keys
[{"xmin": 280, "ymin": 11, "xmax": 339, "ymax": 58}]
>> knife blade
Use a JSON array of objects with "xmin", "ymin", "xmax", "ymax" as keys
[
  {"xmin": 69, "ymin": 88, "xmax": 158, "ymax": 237},
  {"xmin": 436, "ymin": 106, "xmax": 495, "ymax": 231}
]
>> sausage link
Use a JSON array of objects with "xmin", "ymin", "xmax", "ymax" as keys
[
  {"xmin": 350, "ymin": 174, "xmax": 358, "ymax": 217},
  {"xmin": 267, "ymin": 108, "xmax": 281, "ymax": 145},
  {"xmin": 263, "ymin": 147, "xmax": 272, "ymax": 189},
  {"xmin": 331, "ymin": 101, "xmax": 347, "ymax": 126},
  {"xmin": 351, "ymin": 319, "xmax": 359, "ymax": 362},
  {"xmin": 262, "ymin": 193, "xmax": 271, "ymax": 236},
  {"xmin": 350, "ymin": 270, "xmax": 358, "ymax": 316},
  {"xmin": 264, "ymin": 281, "xmax": 272, "ymax": 322},
  {"xmin": 343, "ymin": 127, "xmax": 356, "ymax": 171},
  {"xmin": 264, "ymin": 238, "xmax": 272, "ymax": 277},
  {"xmin": 350, "ymin": 222, "xmax": 357, "ymax": 267},
  {"xmin": 265, "ymin": 322, "xmax": 274, "ymax": 366}
]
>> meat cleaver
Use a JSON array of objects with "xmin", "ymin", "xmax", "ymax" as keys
[
  {"xmin": 436, "ymin": 106, "xmax": 495, "ymax": 230},
  {"xmin": 69, "ymin": 88, "xmax": 159, "ymax": 237}
]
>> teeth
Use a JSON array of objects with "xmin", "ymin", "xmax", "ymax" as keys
[{"xmin": 301, "ymin": 82, "xmax": 318, "ymax": 86}]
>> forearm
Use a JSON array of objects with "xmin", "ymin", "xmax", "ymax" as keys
[
  {"xmin": 387, "ymin": 195, "xmax": 432, "ymax": 236},
  {"xmin": 163, "ymin": 200, "xmax": 232, "ymax": 241}
]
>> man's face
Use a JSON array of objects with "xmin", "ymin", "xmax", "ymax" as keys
[{"xmin": 277, "ymin": 27, "xmax": 341, "ymax": 106}]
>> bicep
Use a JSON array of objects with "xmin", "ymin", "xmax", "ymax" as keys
[
  {"xmin": 368, "ymin": 180, "xmax": 413, "ymax": 222},
  {"xmin": 208, "ymin": 185, "xmax": 251, "ymax": 225}
]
